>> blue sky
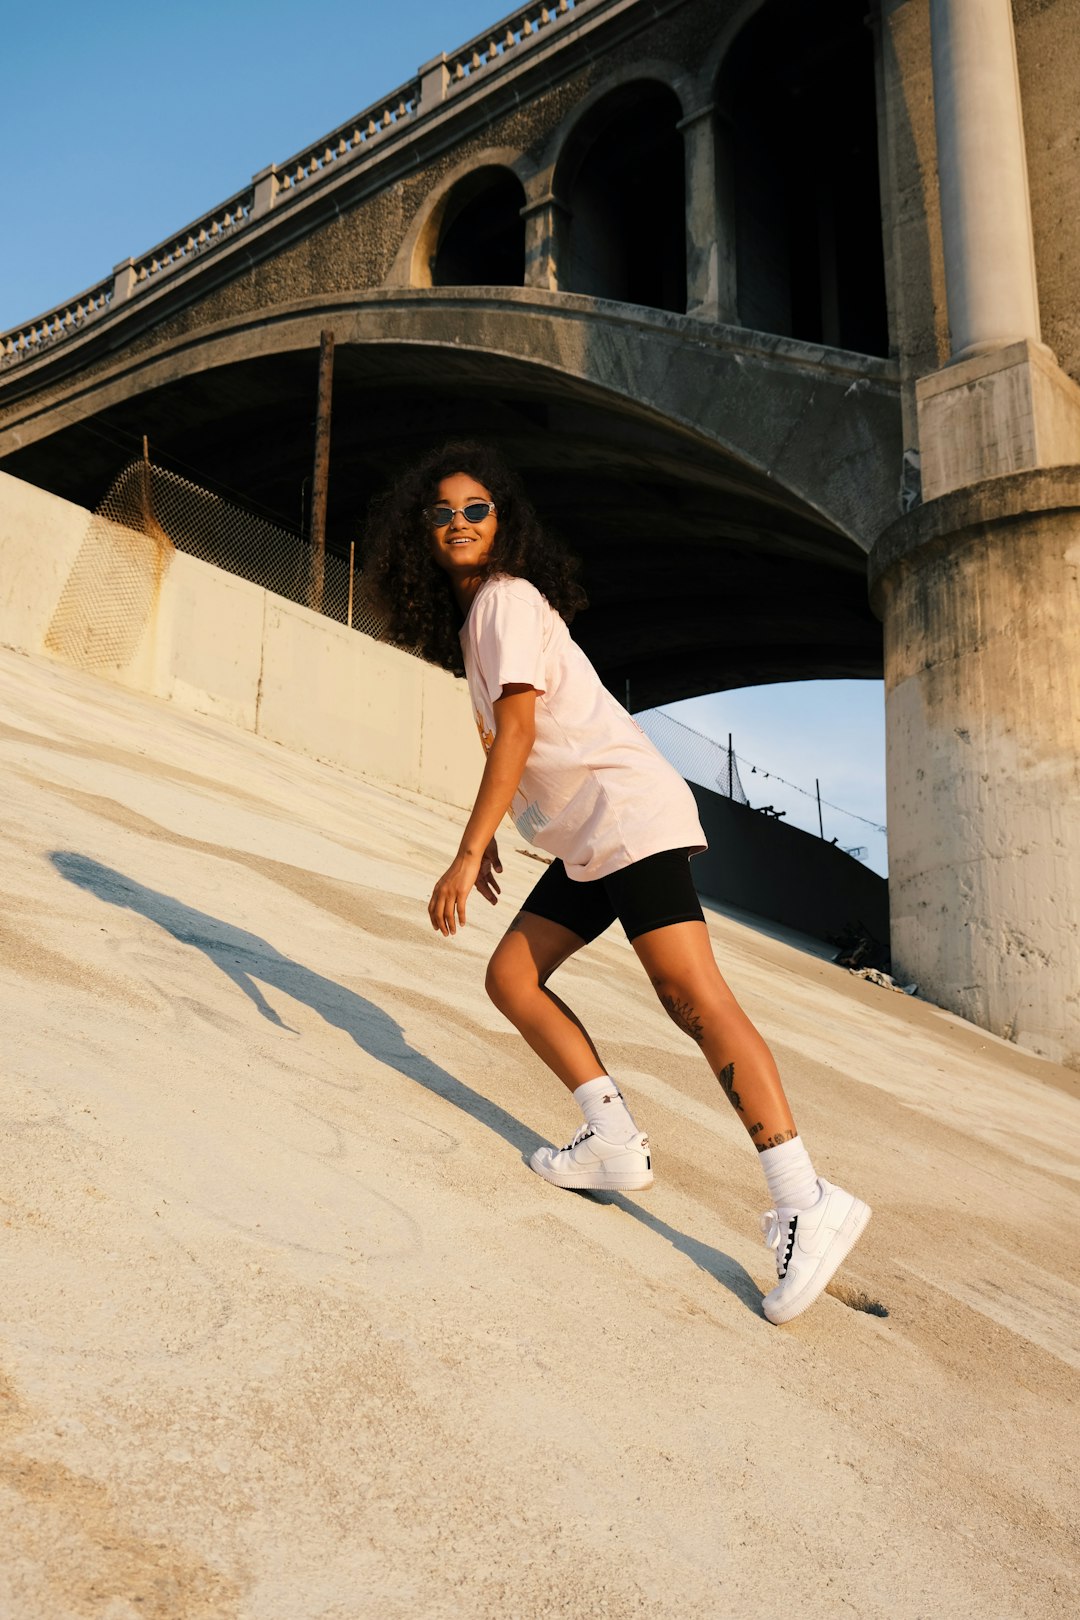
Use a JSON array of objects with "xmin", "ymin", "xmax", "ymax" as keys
[
  {"xmin": 660, "ymin": 683, "xmax": 887, "ymax": 877},
  {"xmin": 2, "ymin": 0, "xmax": 888, "ymax": 875}
]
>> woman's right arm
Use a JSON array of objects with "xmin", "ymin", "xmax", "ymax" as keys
[{"xmin": 428, "ymin": 685, "xmax": 537, "ymax": 936}]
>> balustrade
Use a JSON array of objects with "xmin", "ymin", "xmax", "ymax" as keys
[
  {"xmin": 273, "ymin": 83, "xmax": 421, "ymax": 202},
  {"xmin": 441, "ymin": 2, "xmax": 574, "ymax": 89},
  {"xmin": 1, "ymin": 280, "xmax": 113, "ymax": 365},
  {"xmin": 128, "ymin": 188, "xmax": 255, "ymax": 293}
]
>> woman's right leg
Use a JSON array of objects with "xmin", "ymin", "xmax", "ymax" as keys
[
  {"xmin": 487, "ymin": 911, "xmax": 653, "ymax": 1190},
  {"xmin": 484, "ymin": 912, "xmax": 605, "ymax": 1089}
]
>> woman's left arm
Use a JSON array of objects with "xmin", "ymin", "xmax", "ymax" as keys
[{"xmin": 428, "ymin": 685, "xmax": 537, "ymax": 935}]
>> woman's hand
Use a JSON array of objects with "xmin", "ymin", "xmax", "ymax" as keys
[
  {"xmin": 475, "ymin": 838, "xmax": 503, "ymax": 906},
  {"xmin": 428, "ymin": 851, "xmax": 481, "ymax": 936},
  {"xmin": 428, "ymin": 839, "xmax": 503, "ymax": 935}
]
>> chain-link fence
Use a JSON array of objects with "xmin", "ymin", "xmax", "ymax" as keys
[
  {"xmin": 104, "ymin": 459, "xmax": 385, "ymax": 636},
  {"xmin": 635, "ymin": 709, "xmax": 750, "ymax": 803},
  {"xmin": 45, "ymin": 458, "xmax": 176, "ymax": 669},
  {"xmin": 47, "ymin": 457, "xmax": 388, "ymax": 672}
]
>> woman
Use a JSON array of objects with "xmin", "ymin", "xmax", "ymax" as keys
[{"xmin": 364, "ymin": 441, "xmax": 870, "ymax": 1324}]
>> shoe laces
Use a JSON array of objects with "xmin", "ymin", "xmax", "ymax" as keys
[
  {"xmin": 760, "ymin": 1209, "xmax": 798, "ymax": 1278},
  {"xmin": 559, "ymin": 1123, "xmax": 594, "ymax": 1152}
]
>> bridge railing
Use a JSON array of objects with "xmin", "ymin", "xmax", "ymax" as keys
[
  {"xmin": 438, "ymin": 0, "xmax": 575, "ymax": 93},
  {"xmin": 266, "ymin": 81, "xmax": 423, "ymax": 209},
  {"xmin": 0, "ymin": 0, "xmax": 589, "ymax": 374},
  {"xmin": 1, "ymin": 273, "xmax": 116, "ymax": 364},
  {"xmin": 0, "ymin": 178, "xmax": 256, "ymax": 368},
  {"xmin": 118, "ymin": 186, "xmax": 256, "ymax": 299},
  {"xmin": 268, "ymin": 1, "xmax": 580, "ymax": 208}
]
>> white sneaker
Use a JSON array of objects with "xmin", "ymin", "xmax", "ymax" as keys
[
  {"xmin": 760, "ymin": 1179, "xmax": 871, "ymax": 1324},
  {"xmin": 530, "ymin": 1124, "xmax": 653, "ymax": 1192}
]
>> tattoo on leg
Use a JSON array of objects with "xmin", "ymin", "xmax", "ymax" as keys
[
  {"xmin": 658, "ymin": 992, "xmax": 705, "ymax": 1044},
  {"xmin": 716, "ymin": 1061, "xmax": 744, "ymax": 1115},
  {"xmin": 748, "ymin": 1122, "xmax": 764, "ymax": 1138},
  {"xmin": 755, "ymin": 1128, "xmax": 798, "ymax": 1153}
]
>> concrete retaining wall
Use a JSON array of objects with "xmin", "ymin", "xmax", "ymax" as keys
[{"xmin": 0, "ymin": 470, "xmax": 479, "ymax": 810}]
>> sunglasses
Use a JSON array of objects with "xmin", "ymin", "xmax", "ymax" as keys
[{"xmin": 427, "ymin": 501, "xmax": 497, "ymax": 528}]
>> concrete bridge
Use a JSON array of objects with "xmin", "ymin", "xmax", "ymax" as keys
[
  {"xmin": 0, "ymin": 0, "xmax": 899, "ymax": 709},
  {"xmin": 0, "ymin": 0, "xmax": 1078, "ymax": 1066}
]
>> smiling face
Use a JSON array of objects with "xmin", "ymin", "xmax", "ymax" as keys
[{"xmin": 426, "ymin": 471, "xmax": 500, "ymax": 606}]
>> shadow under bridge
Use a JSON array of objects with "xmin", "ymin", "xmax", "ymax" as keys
[{"xmin": 0, "ymin": 289, "xmax": 902, "ymax": 709}]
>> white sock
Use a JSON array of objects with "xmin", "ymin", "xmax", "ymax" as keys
[
  {"xmin": 573, "ymin": 1076, "xmax": 638, "ymax": 1141},
  {"xmin": 759, "ymin": 1136, "xmax": 820, "ymax": 1211}
]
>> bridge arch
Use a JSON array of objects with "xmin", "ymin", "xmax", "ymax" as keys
[
  {"xmin": 550, "ymin": 73, "xmax": 687, "ymax": 313},
  {"xmin": 543, "ymin": 57, "xmax": 691, "ymax": 171},
  {"xmin": 393, "ymin": 150, "xmax": 530, "ymax": 290},
  {"xmin": 432, "ymin": 169, "xmax": 527, "ymax": 290},
  {"xmin": 0, "ymin": 288, "xmax": 899, "ymax": 708}
]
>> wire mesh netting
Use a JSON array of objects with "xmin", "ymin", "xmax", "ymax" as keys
[
  {"xmin": 635, "ymin": 709, "xmax": 749, "ymax": 803},
  {"xmin": 45, "ymin": 459, "xmax": 176, "ymax": 669},
  {"xmin": 140, "ymin": 459, "xmax": 389, "ymax": 636},
  {"xmin": 139, "ymin": 462, "xmax": 383, "ymax": 632},
  {"xmin": 55, "ymin": 459, "xmax": 387, "ymax": 661}
]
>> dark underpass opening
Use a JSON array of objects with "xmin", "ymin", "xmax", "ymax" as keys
[
  {"xmin": 432, "ymin": 169, "xmax": 527, "ymax": 288},
  {"xmin": 719, "ymin": 0, "xmax": 890, "ymax": 357},
  {"xmin": 558, "ymin": 82, "xmax": 687, "ymax": 314}
]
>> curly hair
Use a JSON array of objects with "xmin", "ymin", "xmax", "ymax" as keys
[{"xmin": 361, "ymin": 440, "xmax": 587, "ymax": 675}]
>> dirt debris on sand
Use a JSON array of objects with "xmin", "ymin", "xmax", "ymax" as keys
[{"xmin": 0, "ymin": 646, "xmax": 1078, "ymax": 1620}]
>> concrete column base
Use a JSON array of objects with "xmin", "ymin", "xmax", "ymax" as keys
[
  {"xmin": 917, "ymin": 340, "xmax": 1080, "ymax": 500},
  {"xmin": 870, "ymin": 469, "xmax": 1080, "ymax": 1068}
]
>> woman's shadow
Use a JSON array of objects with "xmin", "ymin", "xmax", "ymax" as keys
[
  {"xmin": 51, "ymin": 850, "xmax": 536, "ymax": 1152},
  {"xmin": 50, "ymin": 851, "xmax": 762, "ymax": 1313}
]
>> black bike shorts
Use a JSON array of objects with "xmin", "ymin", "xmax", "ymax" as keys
[{"xmin": 518, "ymin": 847, "xmax": 704, "ymax": 945}]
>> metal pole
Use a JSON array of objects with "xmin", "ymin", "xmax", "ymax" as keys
[
  {"xmin": 309, "ymin": 329, "xmax": 335, "ymax": 612},
  {"xmin": 816, "ymin": 777, "xmax": 824, "ymax": 839},
  {"xmin": 140, "ymin": 435, "xmax": 152, "ymax": 533},
  {"xmin": 347, "ymin": 540, "xmax": 355, "ymax": 629},
  {"xmin": 727, "ymin": 733, "xmax": 733, "ymax": 798}
]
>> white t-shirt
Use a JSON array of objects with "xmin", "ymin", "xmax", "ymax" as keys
[{"xmin": 460, "ymin": 575, "xmax": 707, "ymax": 881}]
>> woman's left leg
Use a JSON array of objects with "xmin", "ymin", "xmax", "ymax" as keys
[
  {"xmin": 631, "ymin": 919, "xmax": 797, "ymax": 1150},
  {"xmin": 632, "ymin": 918, "xmax": 871, "ymax": 1323}
]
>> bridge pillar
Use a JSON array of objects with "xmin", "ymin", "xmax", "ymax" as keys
[
  {"xmin": 522, "ymin": 191, "xmax": 566, "ymax": 292},
  {"xmin": 678, "ymin": 102, "xmax": 736, "ymax": 322},
  {"xmin": 919, "ymin": 0, "xmax": 1080, "ymax": 500},
  {"xmin": 882, "ymin": 0, "xmax": 1080, "ymax": 1066},
  {"xmin": 930, "ymin": 0, "xmax": 1040, "ymax": 361},
  {"xmin": 870, "ymin": 472, "xmax": 1080, "ymax": 1069}
]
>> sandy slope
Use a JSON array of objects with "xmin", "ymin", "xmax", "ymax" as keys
[{"xmin": 0, "ymin": 644, "xmax": 1077, "ymax": 1620}]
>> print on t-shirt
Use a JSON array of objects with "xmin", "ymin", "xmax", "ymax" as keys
[
  {"xmin": 474, "ymin": 709, "xmax": 494, "ymax": 755},
  {"xmin": 514, "ymin": 799, "xmax": 551, "ymax": 841}
]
